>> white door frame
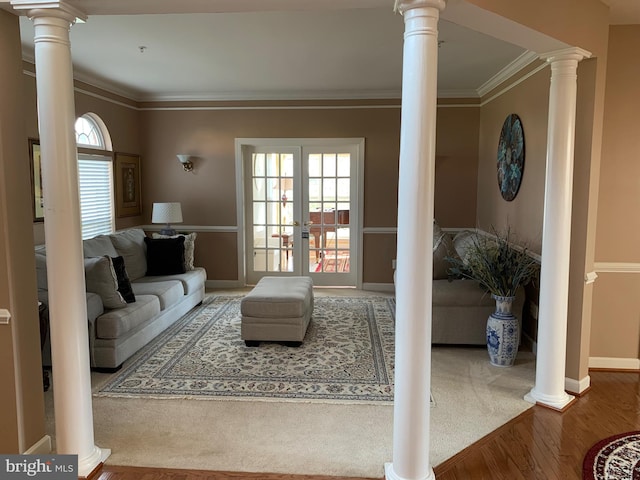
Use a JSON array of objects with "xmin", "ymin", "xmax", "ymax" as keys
[{"xmin": 235, "ymin": 137, "xmax": 365, "ymax": 288}]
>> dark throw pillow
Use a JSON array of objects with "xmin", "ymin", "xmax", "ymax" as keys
[
  {"xmin": 144, "ymin": 236, "xmax": 186, "ymax": 276},
  {"xmin": 111, "ymin": 256, "xmax": 136, "ymax": 303}
]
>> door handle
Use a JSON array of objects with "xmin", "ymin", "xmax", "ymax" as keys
[
  {"xmin": 292, "ymin": 221, "xmax": 300, "ymax": 226},
  {"xmin": 304, "ymin": 221, "xmax": 314, "ymax": 226}
]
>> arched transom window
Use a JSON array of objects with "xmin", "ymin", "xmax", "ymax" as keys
[{"xmin": 75, "ymin": 113, "xmax": 114, "ymax": 239}]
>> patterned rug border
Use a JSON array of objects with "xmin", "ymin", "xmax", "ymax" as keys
[
  {"xmin": 582, "ymin": 431, "xmax": 640, "ymax": 480},
  {"xmin": 94, "ymin": 294, "xmax": 397, "ymax": 405}
]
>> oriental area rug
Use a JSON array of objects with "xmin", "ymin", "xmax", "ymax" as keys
[
  {"xmin": 95, "ymin": 295, "xmax": 396, "ymax": 404},
  {"xmin": 583, "ymin": 431, "xmax": 640, "ymax": 480}
]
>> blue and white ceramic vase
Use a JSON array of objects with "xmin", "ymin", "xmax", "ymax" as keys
[{"xmin": 486, "ymin": 295, "xmax": 519, "ymax": 367}]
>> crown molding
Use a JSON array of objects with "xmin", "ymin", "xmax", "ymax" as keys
[
  {"xmin": 138, "ymin": 88, "xmax": 402, "ymax": 102},
  {"xmin": 476, "ymin": 50, "xmax": 539, "ymax": 98},
  {"xmin": 436, "ymin": 88, "xmax": 480, "ymax": 98}
]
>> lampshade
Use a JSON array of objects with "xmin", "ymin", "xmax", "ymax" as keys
[
  {"xmin": 152, "ymin": 202, "xmax": 183, "ymax": 224},
  {"xmin": 152, "ymin": 202, "xmax": 183, "ymax": 235}
]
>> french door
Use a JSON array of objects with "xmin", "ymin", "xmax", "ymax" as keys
[{"xmin": 239, "ymin": 139, "xmax": 362, "ymax": 287}]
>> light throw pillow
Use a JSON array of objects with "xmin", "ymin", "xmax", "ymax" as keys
[
  {"xmin": 111, "ymin": 256, "xmax": 136, "ymax": 303},
  {"xmin": 84, "ymin": 256, "xmax": 126, "ymax": 309},
  {"xmin": 110, "ymin": 228, "xmax": 147, "ymax": 281},
  {"xmin": 152, "ymin": 232, "xmax": 197, "ymax": 270},
  {"xmin": 144, "ymin": 236, "xmax": 186, "ymax": 276},
  {"xmin": 83, "ymin": 235, "xmax": 118, "ymax": 258},
  {"xmin": 433, "ymin": 221, "xmax": 455, "ymax": 280},
  {"xmin": 453, "ymin": 230, "xmax": 476, "ymax": 265}
]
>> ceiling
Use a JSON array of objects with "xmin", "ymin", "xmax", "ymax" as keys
[{"xmin": 12, "ymin": 1, "xmax": 640, "ymax": 102}]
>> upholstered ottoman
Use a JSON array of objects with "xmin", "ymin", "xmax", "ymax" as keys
[{"xmin": 240, "ymin": 276, "xmax": 314, "ymax": 347}]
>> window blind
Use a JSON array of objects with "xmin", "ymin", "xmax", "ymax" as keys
[{"xmin": 78, "ymin": 156, "xmax": 114, "ymax": 239}]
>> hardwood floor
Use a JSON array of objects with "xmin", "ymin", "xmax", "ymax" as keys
[{"xmin": 94, "ymin": 370, "xmax": 640, "ymax": 480}]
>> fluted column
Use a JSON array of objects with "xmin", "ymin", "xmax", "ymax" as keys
[
  {"xmin": 10, "ymin": 1, "xmax": 110, "ymax": 476},
  {"xmin": 525, "ymin": 47, "xmax": 591, "ymax": 411},
  {"xmin": 386, "ymin": 1, "xmax": 444, "ymax": 479}
]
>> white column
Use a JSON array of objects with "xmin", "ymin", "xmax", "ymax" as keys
[
  {"xmin": 11, "ymin": 1, "xmax": 110, "ymax": 476},
  {"xmin": 386, "ymin": 1, "xmax": 444, "ymax": 479},
  {"xmin": 525, "ymin": 47, "xmax": 590, "ymax": 411}
]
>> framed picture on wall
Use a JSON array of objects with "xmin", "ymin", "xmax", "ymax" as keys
[
  {"xmin": 115, "ymin": 152, "xmax": 142, "ymax": 217},
  {"xmin": 29, "ymin": 138, "xmax": 44, "ymax": 222}
]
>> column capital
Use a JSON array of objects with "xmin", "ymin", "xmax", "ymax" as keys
[
  {"xmin": 10, "ymin": 0, "xmax": 87, "ymax": 23},
  {"xmin": 539, "ymin": 47, "xmax": 592, "ymax": 64},
  {"xmin": 394, "ymin": 0, "xmax": 446, "ymax": 15}
]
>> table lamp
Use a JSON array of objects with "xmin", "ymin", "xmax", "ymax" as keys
[{"xmin": 152, "ymin": 202, "xmax": 183, "ymax": 235}]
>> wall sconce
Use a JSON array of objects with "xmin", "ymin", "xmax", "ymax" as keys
[{"xmin": 177, "ymin": 154, "xmax": 193, "ymax": 172}]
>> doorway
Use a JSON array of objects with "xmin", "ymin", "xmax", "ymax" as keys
[{"xmin": 236, "ymin": 138, "xmax": 363, "ymax": 287}]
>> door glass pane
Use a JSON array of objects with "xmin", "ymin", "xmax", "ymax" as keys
[
  {"xmin": 323, "ymin": 154, "xmax": 336, "ymax": 177},
  {"xmin": 323, "ymin": 180, "xmax": 336, "ymax": 207},
  {"xmin": 337, "ymin": 178, "xmax": 350, "ymax": 200},
  {"xmin": 250, "ymin": 151, "xmax": 296, "ymax": 275},
  {"xmin": 309, "ymin": 154, "xmax": 322, "ymax": 177},
  {"xmin": 252, "ymin": 202, "xmax": 265, "ymax": 225},
  {"xmin": 253, "ymin": 178, "xmax": 266, "ymax": 201},
  {"xmin": 254, "ymin": 154, "xmax": 265, "ymax": 177},
  {"xmin": 281, "ymin": 153, "xmax": 294, "ymax": 176},
  {"xmin": 308, "ymin": 179, "xmax": 321, "ymax": 202},
  {"xmin": 266, "ymin": 202, "xmax": 280, "ymax": 225},
  {"xmin": 337, "ymin": 154, "xmax": 350, "ymax": 176},
  {"xmin": 266, "ymin": 153, "xmax": 278, "ymax": 176},
  {"xmin": 266, "ymin": 178, "xmax": 279, "ymax": 201},
  {"xmin": 307, "ymin": 150, "xmax": 352, "ymax": 279}
]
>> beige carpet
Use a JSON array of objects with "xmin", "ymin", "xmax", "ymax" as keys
[{"xmin": 44, "ymin": 290, "xmax": 536, "ymax": 478}]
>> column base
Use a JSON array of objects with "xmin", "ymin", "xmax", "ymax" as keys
[
  {"xmin": 524, "ymin": 388, "xmax": 575, "ymax": 411},
  {"xmin": 385, "ymin": 462, "xmax": 435, "ymax": 480},
  {"xmin": 78, "ymin": 446, "xmax": 111, "ymax": 478}
]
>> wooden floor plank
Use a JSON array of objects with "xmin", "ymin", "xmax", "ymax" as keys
[{"xmin": 94, "ymin": 371, "xmax": 640, "ymax": 480}]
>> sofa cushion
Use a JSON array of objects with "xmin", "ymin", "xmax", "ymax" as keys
[
  {"xmin": 96, "ymin": 294, "xmax": 161, "ymax": 339},
  {"xmin": 145, "ymin": 236, "xmax": 186, "ymax": 276},
  {"xmin": 110, "ymin": 228, "xmax": 148, "ymax": 281},
  {"xmin": 84, "ymin": 256, "xmax": 127, "ymax": 309},
  {"xmin": 83, "ymin": 235, "xmax": 118, "ymax": 258},
  {"xmin": 133, "ymin": 267, "xmax": 206, "ymax": 296},
  {"xmin": 131, "ymin": 280, "xmax": 184, "ymax": 310},
  {"xmin": 152, "ymin": 232, "xmax": 197, "ymax": 270},
  {"xmin": 86, "ymin": 292, "xmax": 105, "ymax": 322},
  {"xmin": 432, "ymin": 278, "xmax": 494, "ymax": 307},
  {"xmin": 111, "ymin": 256, "xmax": 136, "ymax": 303}
]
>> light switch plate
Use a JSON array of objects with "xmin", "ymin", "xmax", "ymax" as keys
[{"xmin": 0, "ymin": 309, "xmax": 11, "ymax": 325}]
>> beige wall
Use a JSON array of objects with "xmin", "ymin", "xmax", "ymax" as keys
[
  {"xmin": 435, "ymin": 105, "xmax": 480, "ymax": 228},
  {"xmin": 477, "ymin": 67, "xmax": 550, "ymax": 253},
  {"xmin": 0, "ymin": 10, "xmax": 46, "ymax": 453},
  {"xmin": 139, "ymin": 104, "xmax": 479, "ymax": 283},
  {"xmin": 591, "ymin": 25, "xmax": 640, "ymax": 361}
]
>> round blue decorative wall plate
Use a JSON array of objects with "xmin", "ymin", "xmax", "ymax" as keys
[{"xmin": 497, "ymin": 113, "xmax": 525, "ymax": 201}]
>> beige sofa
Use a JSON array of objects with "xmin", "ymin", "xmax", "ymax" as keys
[
  {"xmin": 395, "ymin": 225, "xmax": 524, "ymax": 345},
  {"xmin": 35, "ymin": 228, "xmax": 206, "ymax": 370}
]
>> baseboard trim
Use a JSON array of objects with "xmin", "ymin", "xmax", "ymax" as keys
[
  {"xmin": 565, "ymin": 375, "xmax": 590, "ymax": 395},
  {"xmin": 362, "ymin": 282, "xmax": 394, "ymax": 293},
  {"xmin": 23, "ymin": 435, "xmax": 51, "ymax": 454},
  {"xmin": 589, "ymin": 356, "xmax": 640, "ymax": 370}
]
